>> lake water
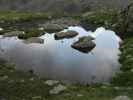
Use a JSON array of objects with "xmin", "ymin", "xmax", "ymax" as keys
[{"xmin": 0, "ymin": 26, "xmax": 121, "ymax": 84}]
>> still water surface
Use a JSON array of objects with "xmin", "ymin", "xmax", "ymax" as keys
[{"xmin": 0, "ymin": 26, "xmax": 121, "ymax": 84}]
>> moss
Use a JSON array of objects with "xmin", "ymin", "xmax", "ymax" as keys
[
  {"xmin": 0, "ymin": 11, "xmax": 50, "ymax": 23},
  {"xmin": 112, "ymin": 37, "xmax": 133, "ymax": 86},
  {"xmin": 18, "ymin": 29, "xmax": 45, "ymax": 39},
  {"xmin": 0, "ymin": 63, "xmax": 51, "ymax": 100},
  {"xmin": 81, "ymin": 10, "xmax": 118, "ymax": 30}
]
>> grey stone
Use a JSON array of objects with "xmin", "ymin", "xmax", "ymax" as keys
[{"xmin": 54, "ymin": 30, "xmax": 78, "ymax": 40}]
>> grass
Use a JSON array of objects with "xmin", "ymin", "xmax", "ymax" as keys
[
  {"xmin": 0, "ymin": 11, "xmax": 50, "ymax": 37},
  {"xmin": 0, "ymin": 11, "xmax": 81, "ymax": 38},
  {"xmin": 0, "ymin": 11, "xmax": 81, "ymax": 23},
  {"xmin": 81, "ymin": 10, "xmax": 118, "ymax": 29},
  {"xmin": 0, "ymin": 11, "xmax": 50, "ymax": 23},
  {"xmin": 0, "ymin": 63, "xmax": 51, "ymax": 100},
  {"xmin": 112, "ymin": 37, "xmax": 133, "ymax": 86}
]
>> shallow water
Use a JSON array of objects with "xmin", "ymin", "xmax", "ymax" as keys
[{"xmin": 0, "ymin": 26, "xmax": 121, "ymax": 84}]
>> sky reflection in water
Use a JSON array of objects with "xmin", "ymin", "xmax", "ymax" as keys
[{"xmin": 0, "ymin": 26, "xmax": 121, "ymax": 84}]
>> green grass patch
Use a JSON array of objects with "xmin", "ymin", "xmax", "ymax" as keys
[
  {"xmin": 0, "ymin": 11, "xmax": 50, "ymax": 23},
  {"xmin": 81, "ymin": 10, "xmax": 118, "ymax": 29},
  {"xmin": 112, "ymin": 37, "xmax": 133, "ymax": 86}
]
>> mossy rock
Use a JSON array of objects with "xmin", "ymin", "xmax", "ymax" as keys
[
  {"xmin": 18, "ymin": 29, "xmax": 44, "ymax": 39},
  {"xmin": 71, "ymin": 36, "xmax": 96, "ymax": 53},
  {"xmin": 54, "ymin": 30, "xmax": 78, "ymax": 40}
]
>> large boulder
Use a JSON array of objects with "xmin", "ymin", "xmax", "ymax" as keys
[
  {"xmin": 54, "ymin": 30, "xmax": 78, "ymax": 40},
  {"xmin": 71, "ymin": 36, "xmax": 96, "ymax": 53}
]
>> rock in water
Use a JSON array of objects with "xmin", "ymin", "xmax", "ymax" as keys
[
  {"xmin": 54, "ymin": 30, "xmax": 78, "ymax": 40},
  {"xmin": 71, "ymin": 36, "xmax": 96, "ymax": 53},
  {"xmin": 24, "ymin": 37, "xmax": 44, "ymax": 44}
]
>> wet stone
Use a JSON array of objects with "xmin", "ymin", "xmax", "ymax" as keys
[{"xmin": 71, "ymin": 36, "xmax": 96, "ymax": 53}]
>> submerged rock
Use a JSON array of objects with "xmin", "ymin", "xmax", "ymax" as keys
[
  {"xmin": 24, "ymin": 37, "xmax": 44, "ymax": 44},
  {"xmin": 49, "ymin": 84, "xmax": 66, "ymax": 94},
  {"xmin": 113, "ymin": 96, "xmax": 131, "ymax": 100},
  {"xmin": 71, "ymin": 36, "xmax": 96, "ymax": 53},
  {"xmin": 54, "ymin": 30, "xmax": 78, "ymax": 40},
  {"xmin": 4, "ymin": 31, "xmax": 25, "ymax": 37}
]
